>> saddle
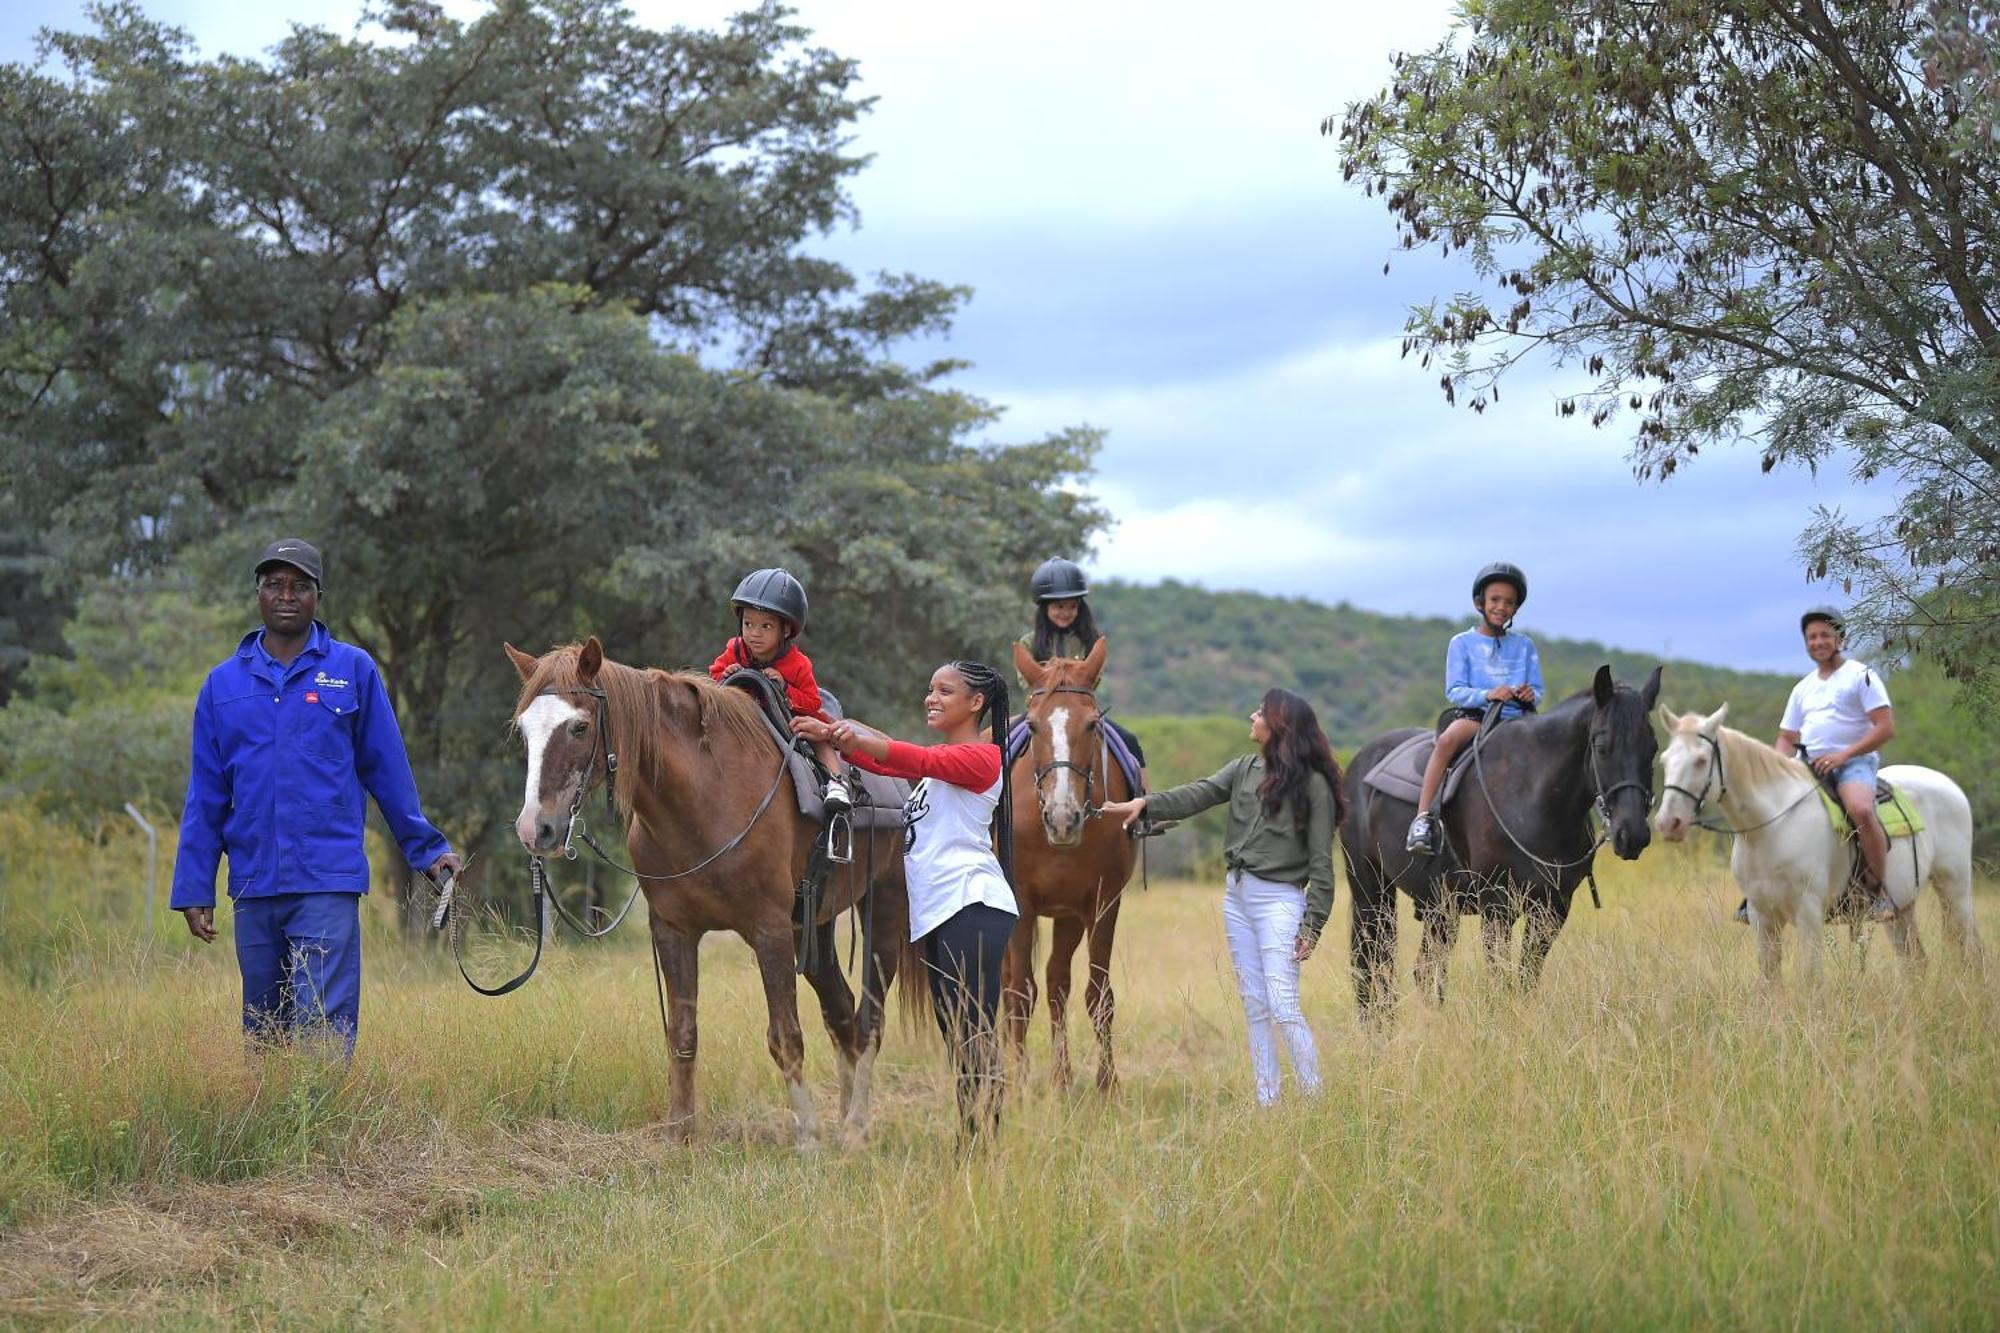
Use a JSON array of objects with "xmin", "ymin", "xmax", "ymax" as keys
[
  {"xmin": 719, "ymin": 671, "xmax": 907, "ymax": 831},
  {"xmin": 1816, "ymin": 779, "xmax": 1924, "ymax": 841},
  {"xmin": 1361, "ymin": 711, "xmax": 1513, "ymax": 810},
  {"xmin": 1804, "ymin": 775, "xmax": 1921, "ymax": 921}
]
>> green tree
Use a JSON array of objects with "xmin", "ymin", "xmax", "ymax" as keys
[
  {"xmin": 1335, "ymin": 0, "xmax": 2000, "ymax": 702},
  {"xmin": 0, "ymin": 2, "xmax": 1105, "ymax": 894},
  {"xmin": 0, "ymin": 0, "xmax": 964, "ymax": 576}
]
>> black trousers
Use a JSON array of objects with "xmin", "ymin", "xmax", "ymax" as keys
[{"xmin": 921, "ymin": 902, "xmax": 1016, "ymax": 1137}]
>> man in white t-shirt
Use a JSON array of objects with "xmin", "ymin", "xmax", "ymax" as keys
[{"xmin": 1775, "ymin": 605, "xmax": 1897, "ymax": 919}]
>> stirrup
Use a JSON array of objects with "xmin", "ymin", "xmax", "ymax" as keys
[{"xmin": 825, "ymin": 807, "xmax": 853, "ymax": 865}]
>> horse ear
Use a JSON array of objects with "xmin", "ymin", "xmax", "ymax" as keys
[
  {"xmin": 1013, "ymin": 640, "xmax": 1044, "ymax": 688},
  {"xmin": 1701, "ymin": 701, "xmax": 1729, "ymax": 735},
  {"xmin": 578, "ymin": 636, "xmax": 604, "ymax": 686},
  {"xmin": 1592, "ymin": 663, "xmax": 1614, "ymax": 707},
  {"xmin": 1641, "ymin": 664, "xmax": 1663, "ymax": 710},
  {"xmin": 1654, "ymin": 702, "xmax": 1680, "ymax": 734},
  {"xmin": 504, "ymin": 642, "xmax": 538, "ymax": 683},
  {"xmin": 1082, "ymin": 634, "xmax": 1108, "ymax": 684}
]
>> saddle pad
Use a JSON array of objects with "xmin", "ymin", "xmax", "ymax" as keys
[
  {"xmin": 786, "ymin": 749, "xmax": 908, "ymax": 830},
  {"xmin": 1361, "ymin": 732, "xmax": 1476, "ymax": 808},
  {"xmin": 1817, "ymin": 783, "xmax": 1925, "ymax": 840},
  {"xmin": 720, "ymin": 673, "xmax": 906, "ymax": 826}
]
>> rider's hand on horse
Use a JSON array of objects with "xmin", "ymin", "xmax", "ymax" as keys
[
  {"xmin": 762, "ymin": 667, "xmax": 786, "ymax": 686},
  {"xmin": 182, "ymin": 906, "xmax": 216, "ymax": 944},
  {"xmin": 721, "ymin": 663, "xmax": 743, "ymax": 678},
  {"xmin": 1514, "ymin": 684, "xmax": 1537, "ymax": 703},
  {"xmin": 792, "ymin": 716, "xmax": 831, "ymax": 742},
  {"xmin": 1487, "ymin": 686, "xmax": 1512, "ymax": 701},
  {"xmin": 1099, "ymin": 796, "xmax": 1147, "ymax": 828},
  {"xmin": 1812, "ymin": 750, "xmax": 1846, "ymax": 776}
]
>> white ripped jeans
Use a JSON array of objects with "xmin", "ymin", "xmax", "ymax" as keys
[{"xmin": 1222, "ymin": 870, "xmax": 1323, "ymax": 1105}]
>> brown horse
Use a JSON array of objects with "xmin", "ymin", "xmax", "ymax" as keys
[
  {"xmin": 1003, "ymin": 637, "xmax": 1140, "ymax": 1090},
  {"xmin": 506, "ymin": 637, "xmax": 912, "ymax": 1151}
]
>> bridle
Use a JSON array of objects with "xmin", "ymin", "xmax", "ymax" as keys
[
  {"xmin": 1457, "ymin": 697, "xmax": 1656, "ymax": 903},
  {"xmin": 435, "ymin": 678, "xmax": 787, "ymax": 997},
  {"xmin": 1660, "ymin": 729, "xmax": 1820, "ymax": 836},
  {"xmin": 1025, "ymin": 683, "xmax": 1110, "ymax": 823},
  {"xmin": 1661, "ymin": 729, "xmax": 1726, "ymax": 824}
]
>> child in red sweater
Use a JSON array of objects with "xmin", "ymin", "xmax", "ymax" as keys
[{"xmin": 708, "ymin": 568, "xmax": 850, "ymax": 810}]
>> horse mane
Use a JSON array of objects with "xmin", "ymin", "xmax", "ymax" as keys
[
  {"xmin": 1712, "ymin": 723, "xmax": 1814, "ymax": 793},
  {"xmin": 513, "ymin": 643, "xmax": 776, "ymax": 813}
]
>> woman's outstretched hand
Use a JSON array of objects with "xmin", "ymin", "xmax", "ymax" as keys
[
  {"xmin": 1098, "ymin": 796, "xmax": 1148, "ymax": 829},
  {"xmin": 822, "ymin": 718, "xmax": 891, "ymax": 761}
]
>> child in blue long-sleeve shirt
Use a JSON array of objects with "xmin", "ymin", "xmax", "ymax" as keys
[{"xmin": 1406, "ymin": 562, "xmax": 1543, "ymax": 852}]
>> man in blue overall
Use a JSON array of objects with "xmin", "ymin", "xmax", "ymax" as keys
[{"xmin": 171, "ymin": 539, "xmax": 461, "ymax": 1053}]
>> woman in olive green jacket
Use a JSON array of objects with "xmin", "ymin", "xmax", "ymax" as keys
[{"xmin": 1102, "ymin": 688, "xmax": 1345, "ymax": 1105}]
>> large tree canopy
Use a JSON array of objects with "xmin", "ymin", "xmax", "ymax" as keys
[
  {"xmin": 1336, "ymin": 0, "xmax": 2000, "ymax": 700},
  {"xmin": 0, "ymin": 0, "xmax": 1103, "ymax": 874}
]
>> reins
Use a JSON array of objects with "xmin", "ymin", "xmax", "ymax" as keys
[
  {"xmin": 1665, "ymin": 731, "xmax": 1820, "ymax": 836},
  {"xmin": 434, "ymin": 679, "xmax": 790, "ymax": 997},
  {"xmin": 1026, "ymin": 683, "xmax": 1108, "ymax": 819},
  {"xmin": 1457, "ymin": 698, "xmax": 1652, "ymax": 908}
]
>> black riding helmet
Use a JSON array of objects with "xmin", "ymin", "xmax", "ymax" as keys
[
  {"xmin": 1031, "ymin": 556, "xmax": 1089, "ymax": 603},
  {"xmin": 1800, "ymin": 605, "xmax": 1844, "ymax": 636},
  {"xmin": 1472, "ymin": 561, "xmax": 1527, "ymax": 606},
  {"xmin": 730, "ymin": 568, "xmax": 808, "ymax": 635}
]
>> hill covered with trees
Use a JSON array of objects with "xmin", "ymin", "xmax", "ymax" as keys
[{"xmin": 1085, "ymin": 580, "xmax": 1999, "ymax": 872}]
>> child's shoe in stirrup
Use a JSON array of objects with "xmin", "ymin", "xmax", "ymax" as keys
[
  {"xmin": 823, "ymin": 773, "xmax": 854, "ymax": 864},
  {"xmin": 1405, "ymin": 813, "xmax": 1435, "ymax": 853}
]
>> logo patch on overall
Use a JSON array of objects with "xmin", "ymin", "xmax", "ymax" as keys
[{"xmin": 312, "ymin": 669, "xmax": 351, "ymax": 690}]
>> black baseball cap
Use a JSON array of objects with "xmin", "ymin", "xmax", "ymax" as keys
[{"xmin": 254, "ymin": 538, "xmax": 323, "ymax": 585}]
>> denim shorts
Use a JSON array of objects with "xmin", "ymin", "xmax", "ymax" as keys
[{"xmin": 1825, "ymin": 751, "xmax": 1880, "ymax": 790}]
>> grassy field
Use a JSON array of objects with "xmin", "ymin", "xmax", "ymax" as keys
[{"xmin": 0, "ymin": 828, "xmax": 1996, "ymax": 1329}]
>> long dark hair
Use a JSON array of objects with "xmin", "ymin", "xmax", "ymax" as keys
[
  {"xmin": 1031, "ymin": 599, "xmax": 1100, "ymax": 662},
  {"xmin": 1257, "ymin": 688, "xmax": 1347, "ymax": 833},
  {"xmin": 947, "ymin": 659, "xmax": 1013, "ymax": 886}
]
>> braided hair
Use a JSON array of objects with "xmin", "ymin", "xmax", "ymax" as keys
[
  {"xmin": 946, "ymin": 659, "xmax": 1014, "ymax": 887},
  {"xmin": 1030, "ymin": 599, "xmax": 1101, "ymax": 662}
]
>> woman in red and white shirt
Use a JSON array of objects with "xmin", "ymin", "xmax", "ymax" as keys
[{"xmin": 797, "ymin": 659, "xmax": 1016, "ymax": 1139}]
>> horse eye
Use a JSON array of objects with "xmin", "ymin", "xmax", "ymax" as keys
[{"xmin": 568, "ymin": 719, "xmax": 588, "ymax": 738}]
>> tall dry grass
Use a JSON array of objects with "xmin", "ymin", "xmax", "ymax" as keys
[{"xmin": 0, "ymin": 838, "xmax": 1994, "ymax": 1328}]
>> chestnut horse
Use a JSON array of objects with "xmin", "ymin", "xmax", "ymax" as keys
[
  {"xmin": 1003, "ymin": 637, "xmax": 1140, "ymax": 1089},
  {"xmin": 507, "ymin": 638, "xmax": 912, "ymax": 1151}
]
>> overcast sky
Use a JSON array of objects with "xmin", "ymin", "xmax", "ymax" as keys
[{"xmin": 6, "ymin": 0, "xmax": 1891, "ymax": 673}]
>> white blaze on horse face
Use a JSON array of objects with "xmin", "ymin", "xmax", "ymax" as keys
[
  {"xmin": 516, "ymin": 694, "xmax": 587, "ymax": 847},
  {"xmin": 1049, "ymin": 705, "xmax": 1077, "ymax": 818}
]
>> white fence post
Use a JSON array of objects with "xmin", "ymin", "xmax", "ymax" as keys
[{"xmin": 123, "ymin": 802, "xmax": 157, "ymax": 932}]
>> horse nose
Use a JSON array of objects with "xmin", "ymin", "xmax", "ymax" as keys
[
  {"xmin": 516, "ymin": 812, "xmax": 559, "ymax": 853},
  {"xmin": 1654, "ymin": 813, "xmax": 1685, "ymax": 843}
]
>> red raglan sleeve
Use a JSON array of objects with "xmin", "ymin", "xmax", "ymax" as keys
[
  {"xmin": 850, "ymin": 740, "xmax": 1001, "ymax": 789},
  {"xmin": 777, "ymin": 649, "xmax": 823, "ymax": 719}
]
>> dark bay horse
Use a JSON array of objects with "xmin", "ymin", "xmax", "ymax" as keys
[
  {"xmin": 507, "ymin": 638, "xmax": 912, "ymax": 1151},
  {"xmin": 1003, "ymin": 637, "xmax": 1139, "ymax": 1090},
  {"xmin": 1341, "ymin": 664, "xmax": 1662, "ymax": 1018}
]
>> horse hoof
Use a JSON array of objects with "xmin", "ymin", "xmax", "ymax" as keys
[{"xmin": 838, "ymin": 1123, "xmax": 869, "ymax": 1154}]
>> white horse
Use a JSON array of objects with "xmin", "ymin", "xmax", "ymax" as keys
[{"xmin": 1652, "ymin": 704, "xmax": 1982, "ymax": 983}]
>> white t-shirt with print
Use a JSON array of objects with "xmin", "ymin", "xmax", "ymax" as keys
[
  {"xmin": 1780, "ymin": 658, "xmax": 1891, "ymax": 757},
  {"xmin": 902, "ymin": 772, "xmax": 1017, "ymax": 940}
]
